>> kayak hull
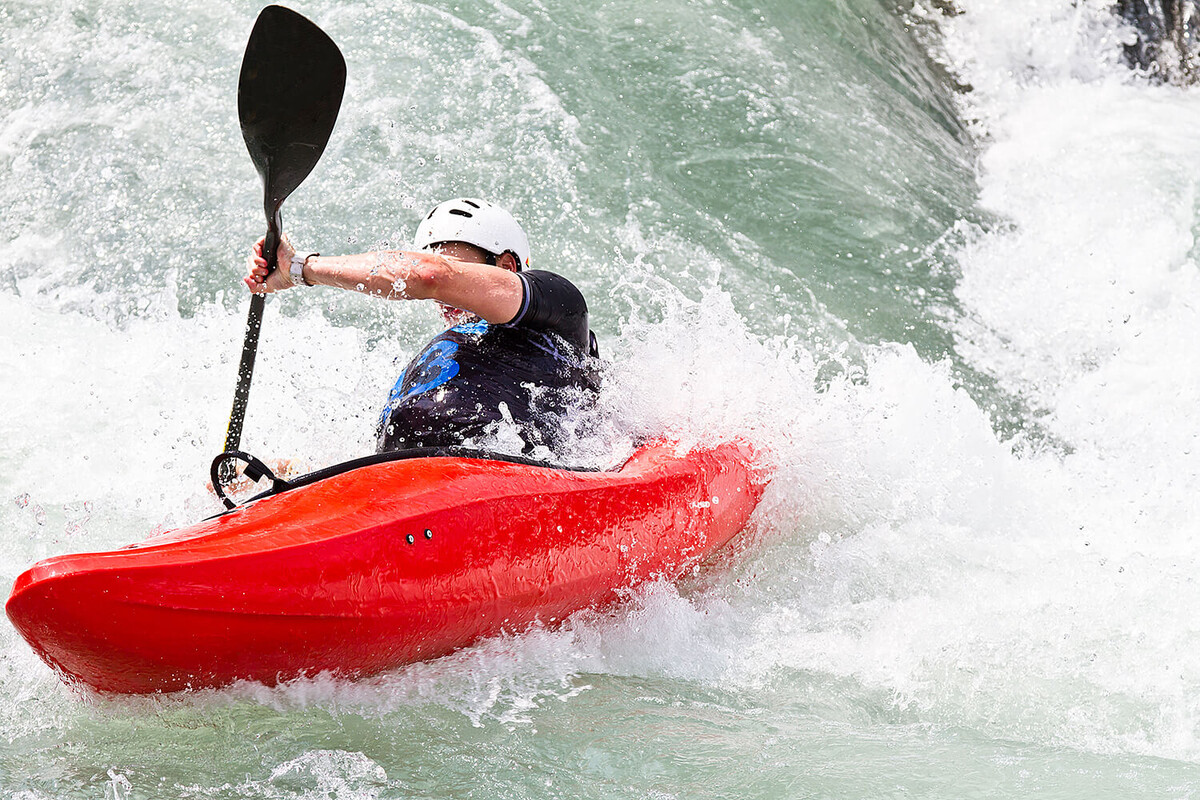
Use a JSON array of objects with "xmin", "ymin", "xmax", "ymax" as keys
[{"xmin": 6, "ymin": 441, "xmax": 765, "ymax": 694}]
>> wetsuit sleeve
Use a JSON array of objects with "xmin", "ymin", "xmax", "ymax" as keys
[{"xmin": 507, "ymin": 270, "xmax": 594, "ymax": 355}]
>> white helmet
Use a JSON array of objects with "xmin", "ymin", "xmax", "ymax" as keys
[{"xmin": 413, "ymin": 198, "xmax": 531, "ymax": 269}]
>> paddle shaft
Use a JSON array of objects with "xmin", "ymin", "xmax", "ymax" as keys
[{"xmin": 222, "ymin": 208, "xmax": 280, "ymax": 468}]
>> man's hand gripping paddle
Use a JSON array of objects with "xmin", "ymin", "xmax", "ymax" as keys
[{"xmin": 221, "ymin": 5, "xmax": 345, "ymax": 483}]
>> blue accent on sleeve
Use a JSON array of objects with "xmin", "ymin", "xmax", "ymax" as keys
[{"xmin": 508, "ymin": 272, "xmax": 532, "ymax": 326}]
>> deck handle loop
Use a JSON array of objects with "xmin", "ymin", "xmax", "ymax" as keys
[{"xmin": 210, "ymin": 450, "xmax": 291, "ymax": 510}]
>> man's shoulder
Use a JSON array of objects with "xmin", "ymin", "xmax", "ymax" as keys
[{"xmin": 509, "ymin": 270, "xmax": 592, "ymax": 354}]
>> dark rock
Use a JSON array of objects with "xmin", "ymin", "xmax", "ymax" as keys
[
  {"xmin": 929, "ymin": 0, "xmax": 962, "ymax": 16},
  {"xmin": 1118, "ymin": 0, "xmax": 1200, "ymax": 84}
]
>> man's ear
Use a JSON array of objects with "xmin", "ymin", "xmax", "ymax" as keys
[{"xmin": 497, "ymin": 251, "xmax": 521, "ymax": 272}]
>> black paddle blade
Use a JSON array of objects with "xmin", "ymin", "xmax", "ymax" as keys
[{"xmin": 238, "ymin": 5, "xmax": 346, "ymax": 226}]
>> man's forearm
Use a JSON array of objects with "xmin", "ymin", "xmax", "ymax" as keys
[
  {"xmin": 303, "ymin": 250, "xmax": 523, "ymax": 323},
  {"xmin": 303, "ymin": 251, "xmax": 421, "ymax": 299}
]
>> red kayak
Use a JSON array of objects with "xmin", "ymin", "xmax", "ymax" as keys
[{"xmin": 6, "ymin": 441, "xmax": 766, "ymax": 694}]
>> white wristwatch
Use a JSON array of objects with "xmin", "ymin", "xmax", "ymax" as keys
[{"xmin": 289, "ymin": 252, "xmax": 318, "ymax": 287}]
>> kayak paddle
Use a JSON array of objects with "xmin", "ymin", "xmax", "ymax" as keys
[{"xmin": 223, "ymin": 5, "xmax": 346, "ymax": 474}]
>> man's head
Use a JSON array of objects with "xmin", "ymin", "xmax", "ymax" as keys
[{"xmin": 413, "ymin": 198, "xmax": 530, "ymax": 272}]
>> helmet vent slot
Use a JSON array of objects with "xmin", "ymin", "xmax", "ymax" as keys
[
  {"xmin": 449, "ymin": 209, "xmax": 473, "ymax": 218},
  {"xmin": 463, "ymin": 200, "xmax": 480, "ymax": 208}
]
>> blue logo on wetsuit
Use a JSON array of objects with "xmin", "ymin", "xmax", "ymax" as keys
[
  {"xmin": 383, "ymin": 339, "xmax": 460, "ymax": 412},
  {"xmin": 381, "ymin": 321, "xmax": 493, "ymax": 421}
]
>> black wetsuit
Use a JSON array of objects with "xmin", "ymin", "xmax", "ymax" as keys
[{"xmin": 377, "ymin": 270, "xmax": 600, "ymax": 453}]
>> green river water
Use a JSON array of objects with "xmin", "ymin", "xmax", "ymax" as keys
[{"xmin": 3, "ymin": 0, "xmax": 1200, "ymax": 797}]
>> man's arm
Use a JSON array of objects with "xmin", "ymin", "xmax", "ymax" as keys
[{"xmin": 246, "ymin": 238, "xmax": 523, "ymax": 324}]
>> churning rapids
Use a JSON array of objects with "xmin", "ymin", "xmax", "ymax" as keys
[{"xmin": 1, "ymin": 0, "xmax": 1198, "ymax": 797}]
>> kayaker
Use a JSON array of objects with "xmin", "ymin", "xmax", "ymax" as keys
[{"xmin": 245, "ymin": 198, "xmax": 600, "ymax": 455}]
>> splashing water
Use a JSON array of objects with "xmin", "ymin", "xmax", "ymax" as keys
[{"xmin": 3, "ymin": 0, "xmax": 1200, "ymax": 797}]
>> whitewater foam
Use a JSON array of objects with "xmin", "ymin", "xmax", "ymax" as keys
[{"xmin": 903, "ymin": 0, "xmax": 1200, "ymax": 759}]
